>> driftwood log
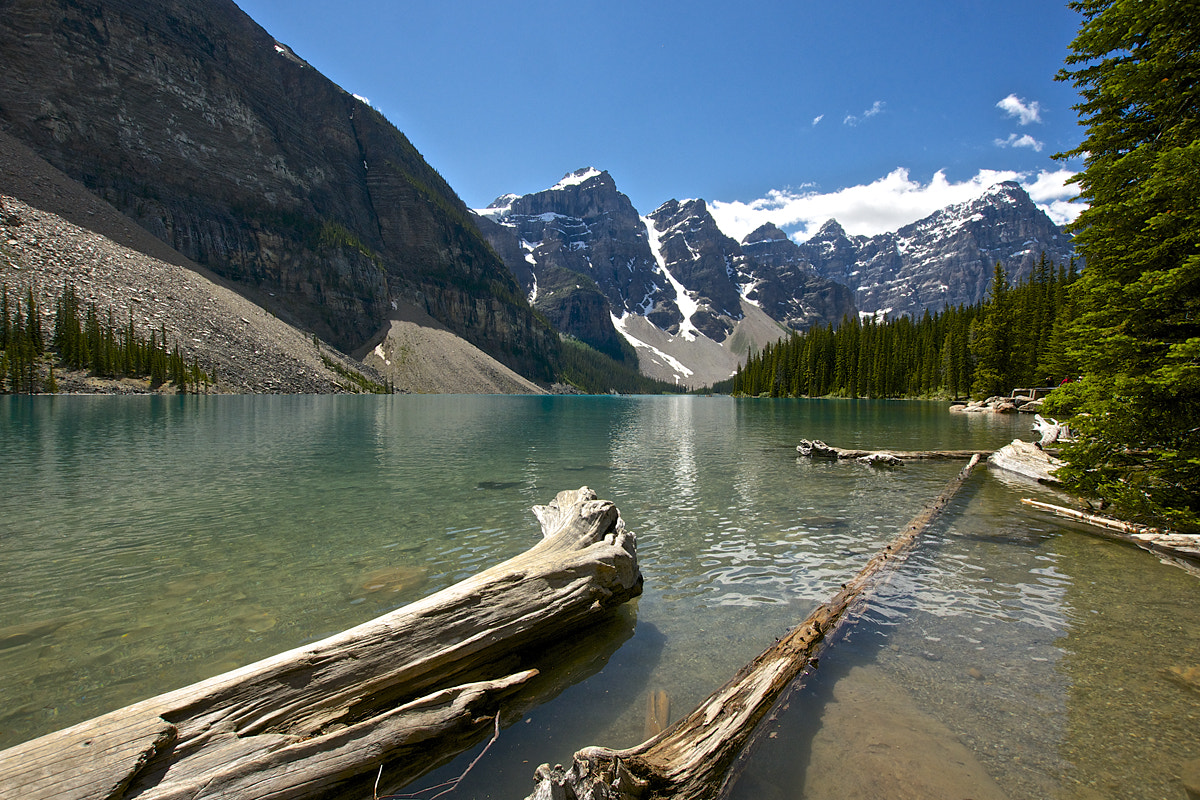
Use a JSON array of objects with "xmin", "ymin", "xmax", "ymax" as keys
[
  {"xmin": 988, "ymin": 438, "xmax": 1064, "ymax": 485},
  {"xmin": 798, "ymin": 439, "xmax": 990, "ymax": 462},
  {"xmin": 526, "ymin": 455, "xmax": 984, "ymax": 800},
  {"xmin": 1022, "ymin": 498, "xmax": 1200, "ymax": 575},
  {"xmin": 0, "ymin": 488, "xmax": 642, "ymax": 800},
  {"xmin": 1032, "ymin": 414, "xmax": 1068, "ymax": 449}
]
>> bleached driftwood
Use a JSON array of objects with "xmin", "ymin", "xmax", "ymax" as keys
[
  {"xmin": 988, "ymin": 438, "xmax": 1065, "ymax": 485},
  {"xmin": 1032, "ymin": 414, "xmax": 1069, "ymax": 448},
  {"xmin": 526, "ymin": 456, "xmax": 983, "ymax": 800},
  {"xmin": 1022, "ymin": 498, "xmax": 1200, "ymax": 573},
  {"xmin": 0, "ymin": 488, "xmax": 642, "ymax": 800},
  {"xmin": 798, "ymin": 439, "xmax": 989, "ymax": 461}
]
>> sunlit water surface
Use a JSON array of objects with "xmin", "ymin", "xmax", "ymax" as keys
[{"xmin": 1, "ymin": 395, "xmax": 1196, "ymax": 799}]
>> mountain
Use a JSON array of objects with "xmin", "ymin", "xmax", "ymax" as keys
[
  {"xmin": 0, "ymin": 128, "xmax": 541, "ymax": 394},
  {"xmin": 0, "ymin": 0, "xmax": 559, "ymax": 383},
  {"xmin": 476, "ymin": 169, "xmax": 854, "ymax": 386},
  {"xmin": 475, "ymin": 168, "xmax": 658, "ymax": 365},
  {"xmin": 802, "ymin": 182, "xmax": 1076, "ymax": 318}
]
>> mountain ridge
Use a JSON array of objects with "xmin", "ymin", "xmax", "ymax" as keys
[{"xmin": 476, "ymin": 168, "xmax": 1069, "ymax": 387}]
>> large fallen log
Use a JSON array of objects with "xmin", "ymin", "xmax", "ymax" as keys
[
  {"xmin": 1021, "ymin": 498, "xmax": 1200, "ymax": 574},
  {"xmin": 988, "ymin": 438, "xmax": 1064, "ymax": 485},
  {"xmin": 526, "ymin": 456, "xmax": 983, "ymax": 800},
  {"xmin": 0, "ymin": 487, "xmax": 642, "ymax": 800},
  {"xmin": 798, "ymin": 439, "xmax": 990, "ymax": 461}
]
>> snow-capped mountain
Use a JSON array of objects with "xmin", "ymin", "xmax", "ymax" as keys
[
  {"xmin": 803, "ymin": 181, "xmax": 1076, "ymax": 318},
  {"xmin": 475, "ymin": 168, "xmax": 853, "ymax": 386},
  {"xmin": 474, "ymin": 171, "xmax": 1073, "ymax": 387}
]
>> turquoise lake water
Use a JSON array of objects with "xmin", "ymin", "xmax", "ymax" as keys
[{"xmin": 1, "ymin": 395, "xmax": 1197, "ymax": 799}]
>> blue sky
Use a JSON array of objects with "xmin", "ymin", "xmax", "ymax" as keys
[{"xmin": 234, "ymin": 0, "xmax": 1087, "ymax": 240}]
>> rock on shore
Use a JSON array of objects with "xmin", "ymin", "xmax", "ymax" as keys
[{"xmin": 950, "ymin": 394, "xmax": 1045, "ymax": 414}]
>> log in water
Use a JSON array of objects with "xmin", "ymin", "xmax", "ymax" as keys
[
  {"xmin": 0, "ymin": 488, "xmax": 642, "ymax": 800},
  {"xmin": 525, "ymin": 456, "xmax": 984, "ymax": 800}
]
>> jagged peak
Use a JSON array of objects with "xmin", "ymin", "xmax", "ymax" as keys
[
  {"xmin": 813, "ymin": 219, "xmax": 848, "ymax": 239},
  {"xmin": 954, "ymin": 181, "xmax": 1032, "ymax": 214},
  {"xmin": 486, "ymin": 193, "xmax": 520, "ymax": 210},
  {"xmin": 649, "ymin": 197, "xmax": 711, "ymax": 224},
  {"xmin": 982, "ymin": 180, "xmax": 1026, "ymax": 200},
  {"xmin": 551, "ymin": 167, "xmax": 607, "ymax": 191},
  {"xmin": 742, "ymin": 222, "xmax": 789, "ymax": 245}
]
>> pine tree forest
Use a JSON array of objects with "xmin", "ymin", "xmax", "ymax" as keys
[
  {"xmin": 724, "ymin": 255, "xmax": 1078, "ymax": 400},
  {"xmin": 0, "ymin": 283, "xmax": 213, "ymax": 394}
]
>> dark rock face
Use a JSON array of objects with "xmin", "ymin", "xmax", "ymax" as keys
[
  {"xmin": 803, "ymin": 182, "xmax": 1076, "ymax": 317},
  {"xmin": 0, "ymin": 0, "xmax": 558, "ymax": 380},
  {"xmin": 738, "ymin": 222, "xmax": 858, "ymax": 330},
  {"xmin": 646, "ymin": 199, "xmax": 745, "ymax": 340},
  {"xmin": 475, "ymin": 169, "xmax": 667, "ymax": 362}
]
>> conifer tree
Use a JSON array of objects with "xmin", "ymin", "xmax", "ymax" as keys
[{"xmin": 1045, "ymin": 0, "xmax": 1200, "ymax": 530}]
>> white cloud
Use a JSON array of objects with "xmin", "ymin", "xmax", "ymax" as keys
[
  {"xmin": 707, "ymin": 167, "xmax": 1086, "ymax": 241},
  {"xmin": 1022, "ymin": 168, "xmax": 1084, "ymax": 226},
  {"xmin": 353, "ymin": 93, "xmax": 371, "ymax": 106},
  {"xmin": 812, "ymin": 114, "xmax": 824, "ymax": 126},
  {"xmin": 843, "ymin": 100, "xmax": 885, "ymax": 126},
  {"xmin": 995, "ymin": 132, "xmax": 1045, "ymax": 152},
  {"xmin": 997, "ymin": 93, "xmax": 1041, "ymax": 125}
]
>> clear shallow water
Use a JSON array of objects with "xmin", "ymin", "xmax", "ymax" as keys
[{"xmin": 0, "ymin": 395, "xmax": 1196, "ymax": 799}]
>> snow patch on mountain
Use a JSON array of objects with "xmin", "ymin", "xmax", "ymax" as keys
[
  {"xmin": 611, "ymin": 312, "xmax": 694, "ymax": 380},
  {"xmin": 643, "ymin": 215, "xmax": 701, "ymax": 341},
  {"xmin": 552, "ymin": 167, "xmax": 603, "ymax": 190}
]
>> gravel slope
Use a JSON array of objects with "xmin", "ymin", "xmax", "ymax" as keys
[{"xmin": 354, "ymin": 302, "xmax": 545, "ymax": 394}]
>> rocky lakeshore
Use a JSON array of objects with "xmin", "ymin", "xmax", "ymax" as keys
[{"xmin": 949, "ymin": 393, "xmax": 1049, "ymax": 414}]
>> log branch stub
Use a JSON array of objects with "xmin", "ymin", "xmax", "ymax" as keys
[
  {"xmin": 0, "ymin": 488, "xmax": 641, "ymax": 800},
  {"xmin": 526, "ymin": 457, "xmax": 982, "ymax": 800}
]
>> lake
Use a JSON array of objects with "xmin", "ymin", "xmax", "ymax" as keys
[{"xmin": 1, "ymin": 395, "xmax": 1197, "ymax": 799}]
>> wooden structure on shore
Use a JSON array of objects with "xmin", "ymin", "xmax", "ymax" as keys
[{"xmin": 0, "ymin": 488, "xmax": 642, "ymax": 800}]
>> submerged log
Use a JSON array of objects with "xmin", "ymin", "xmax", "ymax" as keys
[
  {"xmin": 1021, "ymin": 498, "xmax": 1200, "ymax": 570},
  {"xmin": 526, "ymin": 456, "xmax": 983, "ymax": 800},
  {"xmin": 0, "ymin": 488, "xmax": 642, "ymax": 800},
  {"xmin": 798, "ymin": 439, "xmax": 989, "ymax": 461}
]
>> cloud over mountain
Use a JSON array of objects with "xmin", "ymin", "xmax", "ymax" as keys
[{"xmin": 707, "ymin": 167, "xmax": 1083, "ymax": 242}]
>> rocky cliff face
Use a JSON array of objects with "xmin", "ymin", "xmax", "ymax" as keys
[
  {"xmin": 739, "ymin": 223, "xmax": 859, "ymax": 330},
  {"xmin": 645, "ymin": 198, "xmax": 747, "ymax": 340},
  {"xmin": 474, "ymin": 169, "xmax": 662, "ymax": 364},
  {"xmin": 0, "ymin": 0, "xmax": 559, "ymax": 381},
  {"xmin": 803, "ymin": 182, "xmax": 1075, "ymax": 317}
]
